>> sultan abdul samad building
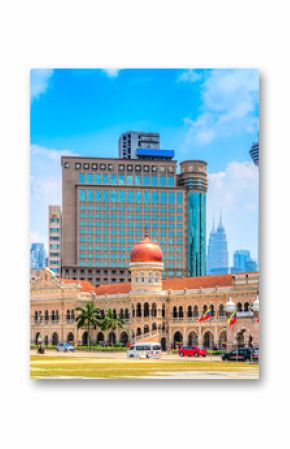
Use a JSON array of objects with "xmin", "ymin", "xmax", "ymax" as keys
[{"xmin": 31, "ymin": 234, "xmax": 259, "ymax": 351}]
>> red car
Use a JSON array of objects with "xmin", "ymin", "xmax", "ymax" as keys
[{"xmin": 178, "ymin": 345, "xmax": 208, "ymax": 357}]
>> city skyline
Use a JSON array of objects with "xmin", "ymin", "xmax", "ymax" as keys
[{"xmin": 30, "ymin": 68, "xmax": 259, "ymax": 259}]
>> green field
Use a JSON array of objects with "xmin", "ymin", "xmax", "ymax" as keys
[{"xmin": 30, "ymin": 355, "xmax": 259, "ymax": 379}]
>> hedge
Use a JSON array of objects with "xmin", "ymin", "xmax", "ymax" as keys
[{"xmin": 30, "ymin": 344, "xmax": 128, "ymax": 352}]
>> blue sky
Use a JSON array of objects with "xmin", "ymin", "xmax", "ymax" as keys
[{"xmin": 30, "ymin": 68, "xmax": 259, "ymax": 263}]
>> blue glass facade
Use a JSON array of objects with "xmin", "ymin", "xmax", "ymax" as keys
[
  {"xmin": 187, "ymin": 192, "xmax": 206, "ymax": 276},
  {"xmin": 78, "ymin": 187, "xmax": 184, "ymax": 274}
]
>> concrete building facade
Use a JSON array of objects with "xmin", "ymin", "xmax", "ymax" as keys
[
  {"xmin": 48, "ymin": 205, "xmax": 62, "ymax": 276},
  {"xmin": 118, "ymin": 131, "xmax": 160, "ymax": 159},
  {"xmin": 61, "ymin": 156, "xmax": 207, "ymax": 286}
]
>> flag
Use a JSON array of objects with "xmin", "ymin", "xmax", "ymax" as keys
[
  {"xmin": 198, "ymin": 308, "xmax": 212, "ymax": 322},
  {"xmin": 227, "ymin": 311, "xmax": 237, "ymax": 327}
]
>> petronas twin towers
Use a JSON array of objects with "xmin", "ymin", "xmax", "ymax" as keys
[{"xmin": 207, "ymin": 213, "xmax": 229, "ymax": 275}]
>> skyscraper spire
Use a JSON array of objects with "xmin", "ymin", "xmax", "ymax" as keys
[
  {"xmin": 207, "ymin": 212, "xmax": 229, "ymax": 275},
  {"xmin": 218, "ymin": 209, "xmax": 223, "ymax": 230}
]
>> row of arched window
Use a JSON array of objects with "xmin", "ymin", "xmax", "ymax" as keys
[
  {"xmin": 171, "ymin": 302, "xmax": 251, "ymax": 319},
  {"xmin": 131, "ymin": 322, "xmax": 166, "ymax": 338},
  {"xmin": 172, "ymin": 304, "xmax": 225, "ymax": 319},
  {"xmin": 134, "ymin": 272, "xmax": 161, "ymax": 284},
  {"xmin": 132, "ymin": 302, "xmax": 165, "ymax": 318},
  {"xmin": 34, "ymin": 309, "xmax": 75, "ymax": 323}
]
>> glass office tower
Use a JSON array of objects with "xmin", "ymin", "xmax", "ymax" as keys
[{"xmin": 178, "ymin": 161, "xmax": 207, "ymax": 277}]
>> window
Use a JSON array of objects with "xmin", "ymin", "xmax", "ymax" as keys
[
  {"xmin": 135, "ymin": 175, "xmax": 141, "ymax": 185},
  {"xmin": 160, "ymin": 192, "xmax": 166, "ymax": 204},
  {"xmin": 87, "ymin": 190, "xmax": 93, "ymax": 202},
  {"xmin": 79, "ymin": 173, "xmax": 85, "ymax": 184},
  {"xmin": 87, "ymin": 173, "xmax": 93, "ymax": 184},
  {"xmin": 136, "ymin": 191, "xmax": 142, "ymax": 203},
  {"xmin": 144, "ymin": 165, "xmax": 149, "ymax": 172},
  {"xmin": 128, "ymin": 191, "xmax": 134, "ymax": 203},
  {"xmin": 160, "ymin": 176, "xmax": 166, "ymax": 186},
  {"xmin": 103, "ymin": 190, "xmax": 109, "ymax": 202},
  {"xmin": 95, "ymin": 174, "xmax": 101, "ymax": 184},
  {"xmin": 92, "ymin": 163, "xmax": 98, "ymax": 170},
  {"xmin": 151, "ymin": 175, "xmax": 157, "ymax": 186},
  {"xmin": 64, "ymin": 162, "xmax": 70, "ymax": 168},
  {"xmin": 100, "ymin": 163, "xmax": 106, "ymax": 170},
  {"xmin": 152, "ymin": 191, "xmax": 158, "ymax": 204},
  {"xmin": 169, "ymin": 192, "xmax": 174, "ymax": 204},
  {"xmin": 144, "ymin": 191, "xmax": 150, "ymax": 204},
  {"xmin": 108, "ymin": 164, "xmax": 114, "ymax": 171},
  {"xmin": 111, "ymin": 190, "xmax": 117, "ymax": 203},
  {"xmin": 79, "ymin": 190, "xmax": 85, "ymax": 202},
  {"xmin": 119, "ymin": 164, "xmax": 125, "ymax": 171},
  {"xmin": 177, "ymin": 192, "xmax": 183, "ymax": 204},
  {"xmin": 110, "ymin": 174, "xmax": 117, "ymax": 185},
  {"xmin": 144, "ymin": 175, "xmax": 149, "ymax": 186},
  {"xmin": 75, "ymin": 163, "xmax": 81, "ymax": 169}
]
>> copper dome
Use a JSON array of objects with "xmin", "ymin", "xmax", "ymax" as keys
[{"xmin": 130, "ymin": 234, "xmax": 163, "ymax": 263}]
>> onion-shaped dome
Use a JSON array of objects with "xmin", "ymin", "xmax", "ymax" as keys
[
  {"xmin": 252, "ymin": 295, "xmax": 259, "ymax": 312},
  {"xmin": 130, "ymin": 233, "xmax": 163, "ymax": 263},
  {"xmin": 225, "ymin": 297, "xmax": 236, "ymax": 313}
]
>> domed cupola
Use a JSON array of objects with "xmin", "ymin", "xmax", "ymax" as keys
[{"xmin": 129, "ymin": 232, "xmax": 164, "ymax": 294}]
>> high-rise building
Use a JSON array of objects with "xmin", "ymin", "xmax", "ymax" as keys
[
  {"xmin": 231, "ymin": 249, "xmax": 257, "ymax": 273},
  {"xmin": 207, "ymin": 215, "xmax": 229, "ymax": 275},
  {"xmin": 118, "ymin": 131, "xmax": 160, "ymax": 159},
  {"xmin": 30, "ymin": 243, "xmax": 46, "ymax": 270},
  {"xmin": 48, "ymin": 205, "xmax": 62, "ymax": 276},
  {"xmin": 249, "ymin": 142, "xmax": 259, "ymax": 167},
  {"xmin": 61, "ymin": 154, "xmax": 207, "ymax": 285}
]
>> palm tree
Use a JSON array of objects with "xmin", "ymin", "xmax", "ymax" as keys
[
  {"xmin": 75, "ymin": 302, "xmax": 101, "ymax": 346},
  {"xmin": 100, "ymin": 309, "xmax": 125, "ymax": 345}
]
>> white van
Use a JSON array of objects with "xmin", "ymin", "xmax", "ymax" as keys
[{"xmin": 127, "ymin": 342, "xmax": 162, "ymax": 359}]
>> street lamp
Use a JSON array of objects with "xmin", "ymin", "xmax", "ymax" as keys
[{"xmin": 224, "ymin": 298, "xmax": 236, "ymax": 351}]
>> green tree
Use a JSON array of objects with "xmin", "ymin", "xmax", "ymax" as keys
[
  {"xmin": 100, "ymin": 309, "xmax": 125, "ymax": 344},
  {"xmin": 75, "ymin": 302, "xmax": 101, "ymax": 346}
]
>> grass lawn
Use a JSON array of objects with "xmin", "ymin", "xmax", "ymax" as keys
[{"xmin": 30, "ymin": 355, "xmax": 259, "ymax": 379}]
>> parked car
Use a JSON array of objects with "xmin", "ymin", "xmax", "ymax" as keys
[
  {"xmin": 56, "ymin": 343, "xmax": 75, "ymax": 352},
  {"xmin": 127, "ymin": 342, "xmax": 162, "ymax": 358},
  {"xmin": 222, "ymin": 347, "xmax": 254, "ymax": 361},
  {"xmin": 178, "ymin": 345, "xmax": 208, "ymax": 357},
  {"xmin": 251, "ymin": 348, "xmax": 259, "ymax": 362}
]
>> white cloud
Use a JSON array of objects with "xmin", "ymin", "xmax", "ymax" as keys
[
  {"xmin": 207, "ymin": 161, "xmax": 259, "ymax": 260},
  {"xmin": 30, "ymin": 69, "xmax": 54, "ymax": 101},
  {"xmin": 184, "ymin": 69, "xmax": 259, "ymax": 145},
  {"xmin": 102, "ymin": 69, "xmax": 120, "ymax": 78},
  {"xmin": 30, "ymin": 145, "xmax": 78, "ymax": 248},
  {"xmin": 178, "ymin": 69, "xmax": 202, "ymax": 83}
]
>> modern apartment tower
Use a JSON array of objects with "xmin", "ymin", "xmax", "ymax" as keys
[
  {"xmin": 48, "ymin": 205, "xmax": 62, "ymax": 276},
  {"xmin": 207, "ymin": 215, "xmax": 229, "ymax": 275},
  {"xmin": 118, "ymin": 131, "xmax": 160, "ymax": 159},
  {"xmin": 61, "ymin": 153, "xmax": 207, "ymax": 285}
]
